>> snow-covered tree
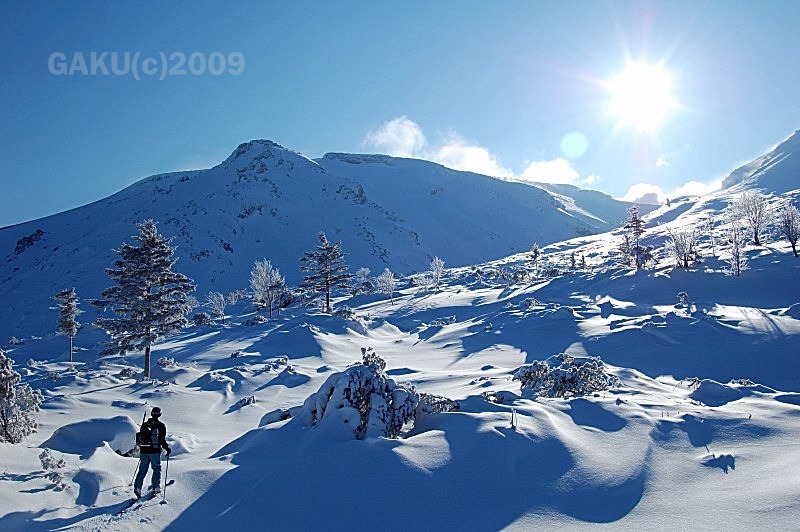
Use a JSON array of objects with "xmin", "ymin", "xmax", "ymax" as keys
[
  {"xmin": 725, "ymin": 216, "xmax": 749, "ymax": 276},
  {"xmin": 54, "ymin": 287, "xmax": 82, "ymax": 362},
  {"xmin": 430, "ymin": 256, "xmax": 445, "ymax": 290},
  {"xmin": 624, "ymin": 205, "xmax": 652, "ymax": 269},
  {"xmin": 94, "ymin": 220, "xmax": 195, "ymax": 379},
  {"xmin": 0, "ymin": 350, "xmax": 43, "ymax": 443},
  {"xmin": 250, "ymin": 259, "xmax": 286, "ymax": 319},
  {"xmin": 39, "ymin": 448, "xmax": 67, "ymax": 490},
  {"xmin": 529, "ymin": 244, "xmax": 541, "ymax": 271},
  {"xmin": 616, "ymin": 234, "xmax": 633, "ymax": 267},
  {"xmin": 352, "ymin": 267, "xmax": 374, "ymax": 295},
  {"xmin": 569, "ymin": 252, "xmax": 577, "ymax": 271},
  {"xmin": 206, "ymin": 291, "xmax": 227, "ymax": 324},
  {"xmin": 226, "ymin": 289, "xmax": 248, "ymax": 305},
  {"xmin": 778, "ymin": 204, "xmax": 800, "ymax": 257},
  {"xmin": 299, "ymin": 347, "xmax": 419, "ymax": 439},
  {"xmin": 666, "ymin": 226, "xmax": 700, "ymax": 269},
  {"xmin": 735, "ymin": 190, "xmax": 769, "ymax": 245},
  {"xmin": 375, "ymin": 268, "xmax": 396, "ymax": 304},
  {"xmin": 300, "ymin": 232, "xmax": 352, "ymax": 314}
]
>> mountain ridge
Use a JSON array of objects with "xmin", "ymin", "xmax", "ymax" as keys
[{"xmin": 3, "ymin": 130, "xmax": 798, "ymax": 341}]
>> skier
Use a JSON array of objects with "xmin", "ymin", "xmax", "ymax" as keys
[{"xmin": 133, "ymin": 406, "xmax": 171, "ymax": 499}]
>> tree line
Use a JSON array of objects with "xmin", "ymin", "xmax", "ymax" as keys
[{"xmin": 53, "ymin": 222, "xmax": 448, "ymax": 379}]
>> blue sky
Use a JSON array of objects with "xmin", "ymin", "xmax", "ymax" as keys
[{"xmin": 2, "ymin": 1, "xmax": 799, "ymax": 226}]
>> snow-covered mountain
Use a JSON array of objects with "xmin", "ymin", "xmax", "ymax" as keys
[
  {"xmin": 1, "ymin": 132, "xmax": 799, "ymax": 530},
  {"xmin": 721, "ymin": 129, "xmax": 800, "ymax": 194},
  {"xmin": 0, "ymin": 140, "xmax": 638, "ymax": 339}
]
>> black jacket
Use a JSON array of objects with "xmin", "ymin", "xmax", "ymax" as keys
[{"xmin": 138, "ymin": 417, "xmax": 169, "ymax": 455}]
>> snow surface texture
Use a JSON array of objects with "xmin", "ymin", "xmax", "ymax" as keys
[{"xmin": 0, "ymin": 131, "xmax": 799, "ymax": 530}]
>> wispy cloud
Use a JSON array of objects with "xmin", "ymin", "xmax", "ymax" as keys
[
  {"xmin": 363, "ymin": 116, "xmax": 426, "ymax": 158},
  {"xmin": 623, "ymin": 183, "xmax": 667, "ymax": 205},
  {"xmin": 670, "ymin": 179, "xmax": 722, "ymax": 198},
  {"xmin": 431, "ymin": 134, "xmax": 512, "ymax": 177},
  {"xmin": 364, "ymin": 116, "xmax": 590, "ymax": 184},
  {"xmin": 623, "ymin": 177, "xmax": 723, "ymax": 205}
]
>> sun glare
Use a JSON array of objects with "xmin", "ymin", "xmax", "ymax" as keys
[{"xmin": 608, "ymin": 63, "xmax": 675, "ymax": 132}]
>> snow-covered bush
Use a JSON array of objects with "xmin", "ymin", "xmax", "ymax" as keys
[
  {"xmin": 0, "ymin": 350, "xmax": 44, "ymax": 443},
  {"xmin": 243, "ymin": 315, "xmax": 268, "ymax": 326},
  {"xmin": 512, "ymin": 268, "xmax": 532, "ymax": 284},
  {"xmin": 226, "ymin": 289, "xmax": 248, "ymax": 305},
  {"xmin": 237, "ymin": 395, "xmax": 256, "ymax": 407},
  {"xmin": 265, "ymin": 356, "xmax": 289, "ymax": 371},
  {"xmin": 514, "ymin": 353, "xmax": 620, "ymax": 398},
  {"xmin": 417, "ymin": 392, "xmax": 459, "ymax": 414},
  {"xmin": 299, "ymin": 347, "xmax": 418, "ymax": 439},
  {"xmin": 351, "ymin": 267, "xmax": 375, "ymax": 295},
  {"xmin": 333, "ymin": 305, "xmax": 357, "ymax": 320},
  {"xmin": 191, "ymin": 312, "xmax": 213, "ymax": 326},
  {"xmin": 39, "ymin": 448, "xmax": 67, "ymax": 490},
  {"xmin": 156, "ymin": 357, "xmax": 176, "ymax": 368},
  {"xmin": 428, "ymin": 315, "xmax": 457, "ymax": 327},
  {"xmin": 521, "ymin": 297, "xmax": 542, "ymax": 309},
  {"xmin": 118, "ymin": 367, "xmax": 138, "ymax": 378},
  {"xmin": 8, "ymin": 336, "xmax": 23, "ymax": 345}
]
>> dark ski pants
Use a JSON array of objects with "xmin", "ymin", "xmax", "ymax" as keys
[{"xmin": 134, "ymin": 452, "xmax": 162, "ymax": 492}]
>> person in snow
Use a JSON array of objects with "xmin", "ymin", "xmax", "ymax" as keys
[{"xmin": 134, "ymin": 406, "xmax": 171, "ymax": 498}]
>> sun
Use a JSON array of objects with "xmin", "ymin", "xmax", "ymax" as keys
[{"xmin": 607, "ymin": 63, "xmax": 675, "ymax": 132}]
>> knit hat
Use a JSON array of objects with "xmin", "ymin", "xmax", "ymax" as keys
[{"xmin": 151, "ymin": 406, "xmax": 162, "ymax": 417}]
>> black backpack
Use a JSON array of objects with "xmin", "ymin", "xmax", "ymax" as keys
[{"xmin": 137, "ymin": 420, "xmax": 160, "ymax": 448}]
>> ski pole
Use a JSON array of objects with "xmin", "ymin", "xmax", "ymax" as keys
[
  {"xmin": 162, "ymin": 453, "xmax": 169, "ymax": 501},
  {"xmin": 128, "ymin": 457, "xmax": 140, "ymax": 487}
]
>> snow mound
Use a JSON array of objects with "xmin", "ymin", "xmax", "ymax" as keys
[
  {"xmin": 689, "ymin": 379, "xmax": 744, "ymax": 407},
  {"xmin": 41, "ymin": 415, "xmax": 138, "ymax": 457},
  {"xmin": 782, "ymin": 303, "xmax": 800, "ymax": 319}
]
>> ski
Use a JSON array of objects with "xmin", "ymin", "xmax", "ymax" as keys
[
  {"xmin": 114, "ymin": 492, "xmax": 154, "ymax": 516},
  {"xmin": 113, "ymin": 497, "xmax": 139, "ymax": 516},
  {"xmin": 113, "ymin": 480, "xmax": 173, "ymax": 516}
]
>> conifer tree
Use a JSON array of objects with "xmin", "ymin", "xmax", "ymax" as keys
[
  {"xmin": 94, "ymin": 220, "xmax": 195, "ymax": 379},
  {"xmin": 54, "ymin": 287, "xmax": 82, "ymax": 362},
  {"xmin": 300, "ymin": 232, "xmax": 352, "ymax": 314},
  {"xmin": 0, "ymin": 349, "xmax": 43, "ymax": 443},
  {"xmin": 529, "ymin": 244, "xmax": 541, "ymax": 271},
  {"xmin": 624, "ymin": 205, "xmax": 652, "ymax": 269}
]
